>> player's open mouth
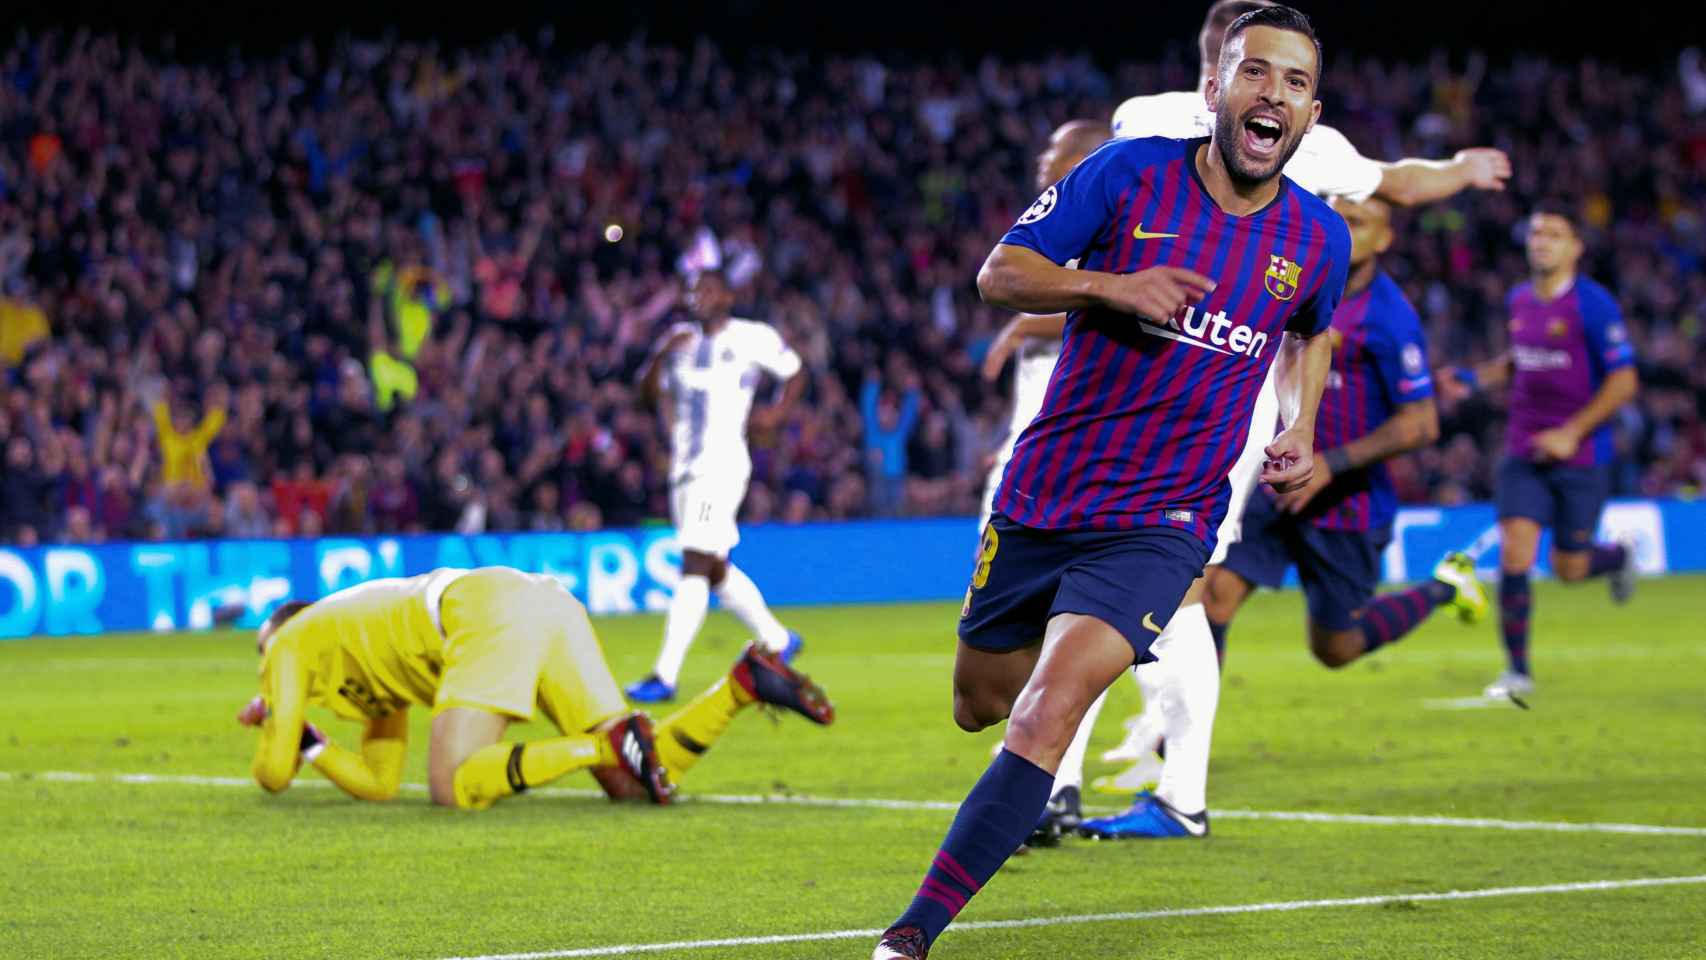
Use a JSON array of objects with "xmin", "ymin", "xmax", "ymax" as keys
[{"xmin": 1242, "ymin": 113, "xmax": 1284, "ymax": 158}]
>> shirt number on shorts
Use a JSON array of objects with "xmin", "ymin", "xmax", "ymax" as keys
[{"xmin": 970, "ymin": 523, "xmax": 1000, "ymax": 590}]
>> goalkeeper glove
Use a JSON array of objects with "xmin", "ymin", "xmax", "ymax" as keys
[{"xmin": 299, "ymin": 724, "xmax": 328, "ymax": 764}]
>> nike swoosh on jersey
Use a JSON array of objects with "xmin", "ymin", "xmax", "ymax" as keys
[{"xmin": 1132, "ymin": 223, "xmax": 1181, "ymax": 240}]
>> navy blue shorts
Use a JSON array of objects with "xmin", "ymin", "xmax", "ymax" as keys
[
  {"xmin": 1218, "ymin": 491, "xmax": 1390, "ymax": 632},
  {"xmin": 1495, "ymin": 457, "xmax": 1609, "ymax": 552},
  {"xmin": 958, "ymin": 514, "xmax": 1210, "ymax": 664}
]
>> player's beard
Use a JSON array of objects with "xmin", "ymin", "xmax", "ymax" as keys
[{"xmin": 1214, "ymin": 105, "xmax": 1306, "ymax": 189}]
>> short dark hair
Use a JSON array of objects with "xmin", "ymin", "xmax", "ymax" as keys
[
  {"xmin": 261, "ymin": 600, "xmax": 311, "ymax": 638},
  {"xmin": 1530, "ymin": 199, "xmax": 1580, "ymax": 236},
  {"xmin": 1221, "ymin": 4, "xmax": 1324, "ymax": 85}
]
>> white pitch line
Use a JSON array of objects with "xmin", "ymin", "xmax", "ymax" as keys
[
  {"xmin": 1211, "ymin": 808, "xmax": 1706, "ymax": 837},
  {"xmin": 1423, "ymin": 696, "xmax": 1518, "ymax": 711},
  {"xmin": 4, "ymin": 770, "xmax": 1704, "ymax": 837},
  {"xmin": 433, "ymin": 874, "xmax": 1706, "ymax": 960}
]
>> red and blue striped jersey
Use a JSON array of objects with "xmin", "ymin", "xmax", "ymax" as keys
[
  {"xmin": 1505, "ymin": 276, "xmax": 1633, "ymax": 468},
  {"xmin": 1308, "ymin": 271, "xmax": 1434, "ymax": 532},
  {"xmin": 994, "ymin": 136, "xmax": 1351, "ymax": 546}
]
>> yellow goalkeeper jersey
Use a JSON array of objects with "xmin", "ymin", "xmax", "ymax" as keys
[{"xmin": 258, "ymin": 569, "xmax": 467, "ymax": 722}]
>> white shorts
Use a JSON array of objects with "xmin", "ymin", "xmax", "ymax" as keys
[
  {"xmin": 980, "ymin": 345, "xmax": 1060, "ymax": 532},
  {"xmin": 1210, "ymin": 368, "xmax": 1282, "ymax": 565},
  {"xmin": 671, "ymin": 472, "xmax": 747, "ymax": 556},
  {"xmin": 979, "ymin": 433, "xmax": 1017, "ymax": 535}
]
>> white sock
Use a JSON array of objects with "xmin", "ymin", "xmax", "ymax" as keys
[
  {"xmin": 655, "ymin": 574, "xmax": 710, "ymax": 687},
  {"xmin": 1052, "ymin": 689, "xmax": 1106, "ymax": 792},
  {"xmin": 715, "ymin": 564, "xmax": 791, "ymax": 650},
  {"xmin": 1153, "ymin": 602, "xmax": 1219, "ymax": 815}
]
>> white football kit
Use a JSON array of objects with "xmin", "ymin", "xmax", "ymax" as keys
[
  {"xmin": 979, "ymin": 338, "xmax": 1061, "ymax": 531},
  {"xmin": 664, "ymin": 318, "xmax": 802, "ymax": 555}
]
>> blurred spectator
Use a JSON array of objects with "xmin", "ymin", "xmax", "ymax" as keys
[
  {"xmin": 862, "ymin": 369, "xmax": 922, "ymax": 517},
  {"xmin": 272, "ymin": 463, "xmax": 333, "ymax": 538},
  {"xmin": 59, "ymin": 505, "xmax": 97, "ymax": 545},
  {"xmin": 527, "ymin": 483, "xmax": 567, "ymax": 532},
  {"xmin": 0, "ymin": 290, "xmax": 48, "ymax": 370},
  {"xmin": 2, "ymin": 436, "xmax": 51, "ymax": 544},
  {"xmin": 147, "ymin": 381, "xmax": 229, "ymax": 494},
  {"xmin": 225, "ymin": 482, "xmax": 272, "ymax": 539},
  {"xmin": 369, "ymin": 456, "xmax": 420, "ymax": 532}
]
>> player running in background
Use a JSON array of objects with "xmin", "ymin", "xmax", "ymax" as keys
[
  {"xmin": 625, "ymin": 266, "xmax": 808, "ymax": 703},
  {"xmin": 873, "ymin": 9, "xmax": 1350, "ymax": 957},
  {"xmin": 1037, "ymin": 0, "xmax": 1516, "ymax": 840},
  {"xmin": 978, "ymin": 119, "xmax": 1112, "ymax": 532},
  {"xmin": 1441, "ymin": 206, "xmax": 1639, "ymax": 700},
  {"xmin": 238, "ymin": 566, "xmax": 833, "ymax": 810},
  {"xmin": 1079, "ymin": 194, "xmax": 1485, "ymax": 836}
]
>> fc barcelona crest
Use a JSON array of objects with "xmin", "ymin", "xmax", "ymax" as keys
[{"xmin": 1264, "ymin": 254, "xmax": 1303, "ymax": 301}]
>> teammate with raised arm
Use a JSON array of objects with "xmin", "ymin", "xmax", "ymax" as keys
[
  {"xmin": 626, "ymin": 267, "xmax": 808, "ymax": 703},
  {"xmin": 873, "ymin": 9, "xmax": 1350, "ymax": 956}
]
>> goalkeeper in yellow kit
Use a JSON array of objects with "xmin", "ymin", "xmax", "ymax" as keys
[{"xmin": 237, "ymin": 566, "xmax": 834, "ymax": 809}]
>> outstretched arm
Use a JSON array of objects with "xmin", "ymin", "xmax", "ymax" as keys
[
  {"xmin": 1376, "ymin": 148, "xmax": 1511, "ymax": 206},
  {"xmin": 1335, "ymin": 398, "xmax": 1440, "ymax": 472},
  {"xmin": 1276, "ymin": 398, "xmax": 1440, "ymax": 513},
  {"xmin": 1436, "ymin": 352, "xmax": 1512, "ymax": 405}
]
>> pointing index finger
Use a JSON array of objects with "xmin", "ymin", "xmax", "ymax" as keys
[{"xmin": 1160, "ymin": 267, "xmax": 1217, "ymax": 297}]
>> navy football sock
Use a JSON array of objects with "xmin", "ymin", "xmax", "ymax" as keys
[
  {"xmin": 1586, "ymin": 543, "xmax": 1627, "ymax": 578},
  {"xmin": 1500, "ymin": 572, "xmax": 1533, "ymax": 676},
  {"xmin": 1357, "ymin": 580, "xmax": 1454, "ymax": 656},
  {"xmin": 888, "ymin": 749, "xmax": 1053, "ymax": 946}
]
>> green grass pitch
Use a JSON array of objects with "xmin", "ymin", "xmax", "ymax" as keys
[{"xmin": 3, "ymin": 576, "xmax": 1704, "ymax": 959}]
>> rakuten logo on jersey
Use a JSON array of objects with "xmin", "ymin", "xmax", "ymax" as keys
[
  {"xmin": 1513, "ymin": 344, "xmax": 1572, "ymax": 371},
  {"xmin": 1138, "ymin": 305, "xmax": 1271, "ymax": 358}
]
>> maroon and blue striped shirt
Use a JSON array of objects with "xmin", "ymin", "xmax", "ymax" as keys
[
  {"xmin": 995, "ymin": 136, "xmax": 1351, "ymax": 547},
  {"xmin": 1308, "ymin": 270, "xmax": 1434, "ymax": 532},
  {"xmin": 1505, "ymin": 276, "xmax": 1633, "ymax": 469}
]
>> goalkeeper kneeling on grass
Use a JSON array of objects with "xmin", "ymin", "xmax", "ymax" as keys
[{"xmin": 237, "ymin": 566, "xmax": 834, "ymax": 809}]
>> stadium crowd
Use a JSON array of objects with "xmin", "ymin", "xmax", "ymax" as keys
[{"xmin": 1, "ymin": 29, "xmax": 1703, "ymax": 544}]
